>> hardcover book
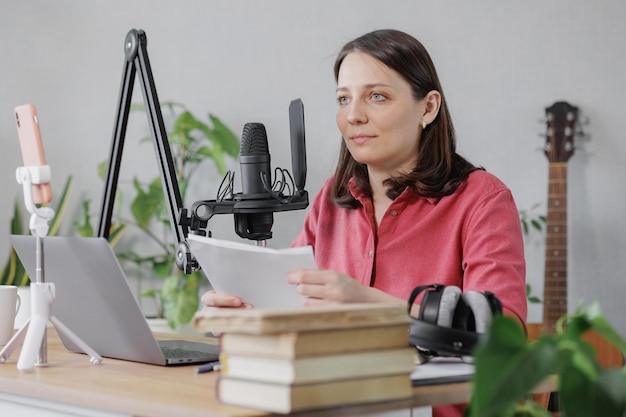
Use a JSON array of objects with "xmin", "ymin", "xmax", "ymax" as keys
[
  {"xmin": 217, "ymin": 373, "xmax": 413, "ymax": 413},
  {"xmin": 219, "ymin": 323, "xmax": 410, "ymax": 359},
  {"xmin": 193, "ymin": 303, "xmax": 410, "ymax": 335},
  {"xmin": 219, "ymin": 347, "xmax": 416, "ymax": 384}
]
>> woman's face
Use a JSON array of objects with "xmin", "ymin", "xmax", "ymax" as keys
[{"xmin": 336, "ymin": 51, "xmax": 425, "ymax": 176}]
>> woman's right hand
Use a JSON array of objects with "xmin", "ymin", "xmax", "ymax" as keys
[{"xmin": 200, "ymin": 290, "xmax": 253, "ymax": 311}]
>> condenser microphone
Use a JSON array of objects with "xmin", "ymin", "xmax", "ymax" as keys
[
  {"xmin": 239, "ymin": 123, "xmax": 271, "ymax": 197},
  {"xmin": 234, "ymin": 123, "xmax": 274, "ymax": 241},
  {"xmin": 178, "ymin": 99, "xmax": 309, "ymax": 254}
]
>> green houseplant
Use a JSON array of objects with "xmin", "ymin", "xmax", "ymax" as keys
[
  {"xmin": 467, "ymin": 302, "xmax": 626, "ymax": 417},
  {"xmin": 519, "ymin": 202, "xmax": 546, "ymax": 305},
  {"xmin": 75, "ymin": 101, "xmax": 239, "ymax": 330},
  {"xmin": 519, "ymin": 202, "xmax": 547, "ymax": 238}
]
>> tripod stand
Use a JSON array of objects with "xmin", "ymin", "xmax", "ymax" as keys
[{"xmin": 0, "ymin": 165, "xmax": 102, "ymax": 371}]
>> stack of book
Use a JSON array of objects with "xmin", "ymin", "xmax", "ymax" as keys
[{"xmin": 193, "ymin": 303, "xmax": 416, "ymax": 413}]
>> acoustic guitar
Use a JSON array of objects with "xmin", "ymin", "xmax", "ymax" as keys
[{"xmin": 527, "ymin": 101, "xmax": 623, "ymax": 369}]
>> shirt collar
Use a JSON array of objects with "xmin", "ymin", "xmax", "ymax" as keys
[{"xmin": 347, "ymin": 177, "xmax": 438, "ymax": 205}]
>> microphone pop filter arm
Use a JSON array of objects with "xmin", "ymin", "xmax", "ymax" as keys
[{"xmin": 98, "ymin": 29, "xmax": 185, "ymax": 246}]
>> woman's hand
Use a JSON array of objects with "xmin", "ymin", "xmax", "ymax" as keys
[
  {"xmin": 287, "ymin": 269, "xmax": 403, "ymax": 306},
  {"xmin": 200, "ymin": 290, "xmax": 253, "ymax": 312}
]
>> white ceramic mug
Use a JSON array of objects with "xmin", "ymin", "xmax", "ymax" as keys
[{"xmin": 0, "ymin": 285, "xmax": 21, "ymax": 345}]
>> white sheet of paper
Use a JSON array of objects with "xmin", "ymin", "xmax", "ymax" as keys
[
  {"xmin": 410, "ymin": 357, "xmax": 474, "ymax": 385},
  {"xmin": 187, "ymin": 234, "xmax": 317, "ymax": 308}
]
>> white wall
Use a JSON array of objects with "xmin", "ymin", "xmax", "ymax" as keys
[{"xmin": 1, "ymin": 1, "xmax": 625, "ymax": 334}]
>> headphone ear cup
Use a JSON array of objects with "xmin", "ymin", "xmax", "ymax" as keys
[
  {"xmin": 483, "ymin": 291, "xmax": 503, "ymax": 316},
  {"xmin": 436, "ymin": 285, "xmax": 462, "ymax": 328},
  {"xmin": 418, "ymin": 286, "xmax": 443, "ymax": 324},
  {"xmin": 461, "ymin": 291, "xmax": 494, "ymax": 333}
]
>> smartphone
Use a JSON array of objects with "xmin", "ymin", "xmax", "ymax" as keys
[{"xmin": 14, "ymin": 104, "xmax": 53, "ymax": 204}]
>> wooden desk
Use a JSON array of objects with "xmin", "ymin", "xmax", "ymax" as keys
[{"xmin": 0, "ymin": 330, "xmax": 474, "ymax": 417}]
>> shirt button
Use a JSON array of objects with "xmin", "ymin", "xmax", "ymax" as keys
[
  {"xmin": 390, "ymin": 209, "xmax": 398, "ymax": 217},
  {"xmin": 368, "ymin": 250, "xmax": 374, "ymax": 258}
]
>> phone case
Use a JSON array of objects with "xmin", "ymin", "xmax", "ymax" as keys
[{"xmin": 14, "ymin": 104, "xmax": 53, "ymax": 204}]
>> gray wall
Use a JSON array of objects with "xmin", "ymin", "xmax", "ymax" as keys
[{"xmin": 1, "ymin": 1, "xmax": 625, "ymax": 334}]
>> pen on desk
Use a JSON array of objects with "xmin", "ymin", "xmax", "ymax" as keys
[{"xmin": 195, "ymin": 361, "xmax": 221, "ymax": 374}]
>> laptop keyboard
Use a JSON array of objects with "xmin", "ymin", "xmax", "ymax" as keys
[{"xmin": 161, "ymin": 346, "xmax": 210, "ymax": 359}]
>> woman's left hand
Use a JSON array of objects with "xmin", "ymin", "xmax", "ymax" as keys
[{"xmin": 286, "ymin": 269, "xmax": 373, "ymax": 305}]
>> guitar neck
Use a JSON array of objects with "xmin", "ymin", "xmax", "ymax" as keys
[
  {"xmin": 539, "ymin": 163, "xmax": 623, "ymax": 369},
  {"xmin": 543, "ymin": 162, "xmax": 568, "ymax": 333}
]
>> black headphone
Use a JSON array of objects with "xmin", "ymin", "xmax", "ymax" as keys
[{"xmin": 408, "ymin": 284, "xmax": 502, "ymax": 359}]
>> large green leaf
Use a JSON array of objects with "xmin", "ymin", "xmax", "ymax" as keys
[
  {"xmin": 469, "ymin": 317, "xmax": 560, "ymax": 417},
  {"xmin": 108, "ymin": 223, "xmax": 126, "ymax": 247},
  {"xmin": 160, "ymin": 272, "xmax": 200, "ymax": 329},
  {"xmin": 48, "ymin": 176, "xmax": 74, "ymax": 236},
  {"xmin": 1, "ymin": 201, "xmax": 25, "ymax": 285},
  {"xmin": 592, "ymin": 369, "xmax": 626, "ymax": 416},
  {"xmin": 97, "ymin": 161, "xmax": 108, "ymax": 181},
  {"xmin": 469, "ymin": 305, "xmax": 626, "ymax": 417},
  {"xmin": 556, "ymin": 304, "xmax": 626, "ymax": 417},
  {"xmin": 0, "ymin": 248, "xmax": 29, "ymax": 287},
  {"xmin": 196, "ymin": 145, "xmax": 226, "ymax": 175},
  {"xmin": 171, "ymin": 110, "xmax": 202, "ymax": 147},
  {"xmin": 559, "ymin": 363, "xmax": 595, "ymax": 417},
  {"xmin": 207, "ymin": 113, "xmax": 240, "ymax": 157},
  {"xmin": 171, "ymin": 111, "xmax": 239, "ymax": 176},
  {"xmin": 130, "ymin": 177, "xmax": 163, "ymax": 229},
  {"xmin": 508, "ymin": 401, "xmax": 552, "ymax": 417},
  {"xmin": 557, "ymin": 353, "xmax": 626, "ymax": 417},
  {"xmin": 73, "ymin": 199, "xmax": 95, "ymax": 237},
  {"xmin": 10, "ymin": 199, "xmax": 24, "ymax": 235},
  {"xmin": 152, "ymin": 256, "xmax": 174, "ymax": 279},
  {"xmin": 570, "ymin": 302, "xmax": 626, "ymax": 354}
]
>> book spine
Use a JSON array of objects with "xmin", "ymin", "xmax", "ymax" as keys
[
  {"xmin": 219, "ymin": 323, "xmax": 411, "ymax": 359},
  {"xmin": 219, "ymin": 348, "xmax": 416, "ymax": 384},
  {"xmin": 217, "ymin": 373, "xmax": 413, "ymax": 413}
]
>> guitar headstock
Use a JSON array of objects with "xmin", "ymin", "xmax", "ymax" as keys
[{"xmin": 544, "ymin": 101, "xmax": 578, "ymax": 163}]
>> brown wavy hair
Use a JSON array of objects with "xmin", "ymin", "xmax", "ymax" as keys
[{"xmin": 331, "ymin": 29, "xmax": 480, "ymax": 208}]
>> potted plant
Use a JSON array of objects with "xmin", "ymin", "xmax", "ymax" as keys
[
  {"xmin": 467, "ymin": 302, "xmax": 626, "ymax": 417},
  {"xmin": 74, "ymin": 101, "xmax": 239, "ymax": 330}
]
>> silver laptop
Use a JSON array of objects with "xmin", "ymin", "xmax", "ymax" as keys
[{"xmin": 10, "ymin": 235, "xmax": 219, "ymax": 366}]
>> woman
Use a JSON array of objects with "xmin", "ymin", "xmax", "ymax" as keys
[{"xmin": 202, "ymin": 29, "xmax": 526, "ymax": 416}]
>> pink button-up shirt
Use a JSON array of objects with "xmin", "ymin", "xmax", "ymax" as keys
[
  {"xmin": 293, "ymin": 169, "xmax": 527, "ymax": 324},
  {"xmin": 292, "ymin": 170, "xmax": 527, "ymax": 417}
]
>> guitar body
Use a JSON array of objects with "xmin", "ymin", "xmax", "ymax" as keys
[
  {"xmin": 528, "ymin": 324, "xmax": 623, "ymax": 369},
  {"xmin": 582, "ymin": 331, "xmax": 624, "ymax": 369}
]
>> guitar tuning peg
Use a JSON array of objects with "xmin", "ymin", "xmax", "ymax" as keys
[
  {"xmin": 577, "ymin": 132, "xmax": 592, "ymax": 142},
  {"xmin": 578, "ymin": 115, "xmax": 591, "ymax": 126},
  {"xmin": 537, "ymin": 117, "xmax": 548, "ymax": 125}
]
